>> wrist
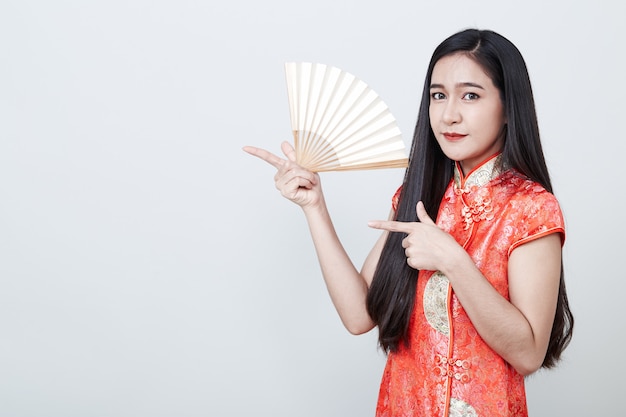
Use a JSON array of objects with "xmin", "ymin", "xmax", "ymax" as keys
[
  {"xmin": 439, "ymin": 245, "xmax": 474, "ymax": 279},
  {"xmin": 302, "ymin": 199, "xmax": 327, "ymax": 216}
]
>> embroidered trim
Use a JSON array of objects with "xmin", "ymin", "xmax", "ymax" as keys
[
  {"xmin": 454, "ymin": 155, "xmax": 501, "ymax": 230},
  {"xmin": 454, "ymin": 153, "xmax": 502, "ymax": 190}
]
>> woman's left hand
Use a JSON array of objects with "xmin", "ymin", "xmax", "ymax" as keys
[{"xmin": 368, "ymin": 201, "xmax": 463, "ymax": 271}]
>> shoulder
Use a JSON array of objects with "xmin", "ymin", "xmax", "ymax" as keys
[
  {"xmin": 496, "ymin": 171, "xmax": 565, "ymax": 253},
  {"xmin": 498, "ymin": 171, "xmax": 561, "ymax": 208}
]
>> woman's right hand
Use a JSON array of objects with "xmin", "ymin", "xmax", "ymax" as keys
[
  {"xmin": 243, "ymin": 141, "xmax": 324, "ymax": 209},
  {"xmin": 245, "ymin": 141, "xmax": 378, "ymax": 334}
]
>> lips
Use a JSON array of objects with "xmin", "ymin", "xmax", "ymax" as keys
[{"xmin": 443, "ymin": 132, "xmax": 467, "ymax": 141}]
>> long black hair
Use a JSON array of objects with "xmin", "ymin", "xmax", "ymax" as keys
[{"xmin": 366, "ymin": 29, "xmax": 573, "ymax": 369}]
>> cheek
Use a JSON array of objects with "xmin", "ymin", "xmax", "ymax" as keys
[
  {"xmin": 490, "ymin": 104, "xmax": 507, "ymax": 132},
  {"xmin": 478, "ymin": 107, "xmax": 505, "ymax": 137}
]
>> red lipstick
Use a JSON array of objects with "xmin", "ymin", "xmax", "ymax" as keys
[{"xmin": 443, "ymin": 132, "xmax": 467, "ymax": 141}]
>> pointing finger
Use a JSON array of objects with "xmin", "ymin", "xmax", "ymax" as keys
[
  {"xmin": 368, "ymin": 220, "xmax": 414, "ymax": 234},
  {"xmin": 242, "ymin": 145, "xmax": 285, "ymax": 169}
]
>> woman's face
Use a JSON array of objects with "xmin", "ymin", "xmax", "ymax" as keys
[{"xmin": 429, "ymin": 53, "xmax": 506, "ymax": 174}]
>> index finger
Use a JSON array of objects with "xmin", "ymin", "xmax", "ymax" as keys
[
  {"xmin": 242, "ymin": 146, "xmax": 285, "ymax": 169},
  {"xmin": 367, "ymin": 220, "xmax": 414, "ymax": 234}
]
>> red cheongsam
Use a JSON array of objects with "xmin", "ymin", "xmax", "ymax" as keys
[{"xmin": 375, "ymin": 154, "xmax": 565, "ymax": 417}]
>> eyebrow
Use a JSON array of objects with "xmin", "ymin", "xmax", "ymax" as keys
[{"xmin": 430, "ymin": 82, "xmax": 485, "ymax": 90}]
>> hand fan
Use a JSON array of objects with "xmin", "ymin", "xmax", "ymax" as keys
[{"xmin": 285, "ymin": 62, "xmax": 409, "ymax": 172}]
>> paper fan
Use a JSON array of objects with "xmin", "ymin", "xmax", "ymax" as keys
[{"xmin": 284, "ymin": 62, "xmax": 409, "ymax": 172}]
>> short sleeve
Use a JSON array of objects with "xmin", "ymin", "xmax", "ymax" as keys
[
  {"xmin": 508, "ymin": 189, "xmax": 565, "ymax": 256},
  {"xmin": 391, "ymin": 185, "xmax": 403, "ymax": 212}
]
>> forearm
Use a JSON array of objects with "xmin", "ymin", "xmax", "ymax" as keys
[
  {"xmin": 242, "ymin": 144, "xmax": 376, "ymax": 333},
  {"xmin": 441, "ymin": 250, "xmax": 547, "ymax": 375},
  {"xmin": 302, "ymin": 201, "xmax": 375, "ymax": 335}
]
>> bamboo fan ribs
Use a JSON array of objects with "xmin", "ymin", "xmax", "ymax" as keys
[{"xmin": 285, "ymin": 62, "xmax": 409, "ymax": 172}]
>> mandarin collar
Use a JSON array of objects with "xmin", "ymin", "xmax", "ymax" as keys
[{"xmin": 454, "ymin": 153, "xmax": 503, "ymax": 190}]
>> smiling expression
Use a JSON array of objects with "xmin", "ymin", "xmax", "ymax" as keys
[{"xmin": 429, "ymin": 53, "xmax": 507, "ymax": 174}]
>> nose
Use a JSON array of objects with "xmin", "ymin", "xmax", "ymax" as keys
[{"xmin": 442, "ymin": 100, "xmax": 461, "ymax": 125}]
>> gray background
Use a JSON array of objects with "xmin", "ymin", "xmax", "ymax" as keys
[{"xmin": 1, "ymin": 1, "xmax": 623, "ymax": 416}]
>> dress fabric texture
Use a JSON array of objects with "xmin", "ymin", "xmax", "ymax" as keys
[{"xmin": 375, "ymin": 154, "xmax": 565, "ymax": 417}]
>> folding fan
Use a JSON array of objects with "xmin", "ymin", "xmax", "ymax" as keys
[{"xmin": 285, "ymin": 62, "xmax": 409, "ymax": 172}]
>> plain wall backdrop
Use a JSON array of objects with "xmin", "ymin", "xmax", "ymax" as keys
[{"xmin": 1, "ymin": 1, "xmax": 623, "ymax": 416}]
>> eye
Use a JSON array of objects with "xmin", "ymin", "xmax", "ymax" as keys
[
  {"xmin": 431, "ymin": 92, "xmax": 446, "ymax": 100},
  {"xmin": 462, "ymin": 92, "xmax": 480, "ymax": 100}
]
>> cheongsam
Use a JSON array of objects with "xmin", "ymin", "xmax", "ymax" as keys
[{"xmin": 376, "ymin": 154, "xmax": 565, "ymax": 417}]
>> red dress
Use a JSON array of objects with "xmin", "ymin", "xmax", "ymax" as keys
[{"xmin": 376, "ymin": 154, "xmax": 565, "ymax": 417}]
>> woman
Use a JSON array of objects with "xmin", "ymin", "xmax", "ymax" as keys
[{"xmin": 244, "ymin": 29, "xmax": 573, "ymax": 416}]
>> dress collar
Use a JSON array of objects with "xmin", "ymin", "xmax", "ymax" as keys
[{"xmin": 454, "ymin": 153, "xmax": 503, "ymax": 190}]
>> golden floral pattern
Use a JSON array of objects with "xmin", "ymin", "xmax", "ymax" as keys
[
  {"xmin": 454, "ymin": 154, "xmax": 502, "ymax": 190},
  {"xmin": 423, "ymin": 271, "xmax": 451, "ymax": 335},
  {"xmin": 450, "ymin": 398, "xmax": 479, "ymax": 417}
]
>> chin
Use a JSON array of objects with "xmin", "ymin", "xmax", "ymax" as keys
[{"xmin": 439, "ymin": 149, "xmax": 467, "ymax": 163}]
